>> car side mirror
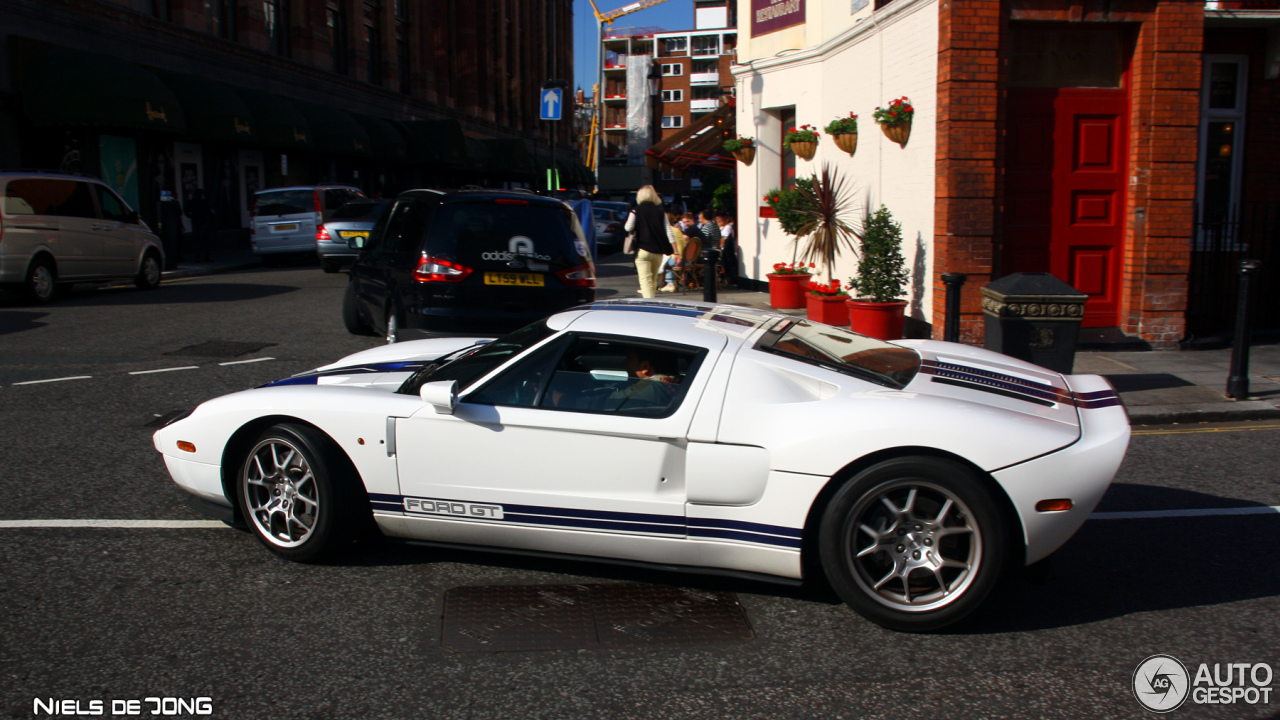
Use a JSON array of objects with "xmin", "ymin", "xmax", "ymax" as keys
[
  {"xmin": 347, "ymin": 236, "xmax": 366, "ymax": 250},
  {"xmin": 420, "ymin": 380, "xmax": 457, "ymax": 414}
]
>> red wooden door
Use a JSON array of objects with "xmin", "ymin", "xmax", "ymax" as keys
[{"xmin": 1004, "ymin": 88, "xmax": 1127, "ymax": 327}]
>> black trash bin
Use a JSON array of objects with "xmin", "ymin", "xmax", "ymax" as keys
[{"xmin": 981, "ymin": 273, "xmax": 1087, "ymax": 374}]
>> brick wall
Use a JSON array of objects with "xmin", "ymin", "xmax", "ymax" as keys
[{"xmin": 933, "ymin": 0, "xmax": 1203, "ymax": 349}]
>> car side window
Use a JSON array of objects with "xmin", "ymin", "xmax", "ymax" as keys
[
  {"xmin": 465, "ymin": 336, "xmax": 570, "ymax": 408},
  {"xmin": 51, "ymin": 180, "xmax": 96, "ymax": 219},
  {"xmin": 536, "ymin": 336, "xmax": 703, "ymax": 418},
  {"xmin": 94, "ymin": 185, "xmax": 130, "ymax": 221},
  {"xmin": 378, "ymin": 198, "xmax": 433, "ymax": 254}
]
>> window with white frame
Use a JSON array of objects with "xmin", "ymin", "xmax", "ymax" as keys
[
  {"xmin": 661, "ymin": 89, "xmax": 683, "ymax": 102},
  {"xmin": 662, "ymin": 116, "xmax": 684, "ymax": 129},
  {"xmin": 661, "ymin": 63, "xmax": 683, "ymax": 76},
  {"xmin": 664, "ymin": 37, "xmax": 687, "ymax": 54},
  {"xmin": 691, "ymin": 34, "xmax": 719, "ymax": 56}
]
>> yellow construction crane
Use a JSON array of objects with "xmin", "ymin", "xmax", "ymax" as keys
[
  {"xmin": 586, "ymin": 0, "xmax": 673, "ymax": 27},
  {"xmin": 584, "ymin": 0, "xmax": 674, "ymax": 177}
]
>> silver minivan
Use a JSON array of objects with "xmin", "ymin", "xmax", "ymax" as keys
[
  {"xmin": 0, "ymin": 171, "xmax": 164, "ymax": 303},
  {"xmin": 250, "ymin": 185, "xmax": 365, "ymax": 258}
]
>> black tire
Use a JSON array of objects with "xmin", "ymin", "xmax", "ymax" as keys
[
  {"xmin": 342, "ymin": 282, "xmax": 376, "ymax": 336},
  {"xmin": 24, "ymin": 257, "xmax": 57, "ymax": 303},
  {"xmin": 322, "ymin": 259, "xmax": 341, "ymax": 274},
  {"xmin": 134, "ymin": 250, "xmax": 162, "ymax": 290},
  {"xmin": 818, "ymin": 456, "xmax": 1009, "ymax": 632},
  {"xmin": 236, "ymin": 423, "xmax": 370, "ymax": 562}
]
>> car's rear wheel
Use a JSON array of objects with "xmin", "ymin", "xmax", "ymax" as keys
[
  {"xmin": 342, "ymin": 282, "xmax": 376, "ymax": 336},
  {"xmin": 818, "ymin": 457, "xmax": 1008, "ymax": 632},
  {"xmin": 322, "ymin": 259, "xmax": 341, "ymax": 274},
  {"xmin": 237, "ymin": 423, "xmax": 367, "ymax": 562},
  {"xmin": 25, "ymin": 257, "xmax": 57, "ymax": 303},
  {"xmin": 134, "ymin": 250, "xmax": 162, "ymax": 290}
]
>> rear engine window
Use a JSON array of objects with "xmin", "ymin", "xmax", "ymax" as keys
[
  {"xmin": 757, "ymin": 319, "xmax": 921, "ymax": 388},
  {"xmin": 254, "ymin": 190, "xmax": 312, "ymax": 216},
  {"xmin": 423, "ymin": 201, "xmax": 586, "ymax": 266}
]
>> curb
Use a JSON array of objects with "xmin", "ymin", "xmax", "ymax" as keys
[
  {"xmin": 161, "ymin": 260, "xmax": 261, "ymax": 281},
  {"xmin": 1126, "ymin": 401, "xmax": 1280, "ymax": 426}
]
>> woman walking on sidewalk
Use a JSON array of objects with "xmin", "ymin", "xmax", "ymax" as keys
[{"xmin": 625, "ymin": 185, "xmax": 674, "ymax": 298}]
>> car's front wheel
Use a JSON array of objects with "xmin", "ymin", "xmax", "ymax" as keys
[
  {"xmin": 134, "ymin": 250, "xmax": 162, "ymax": 290},
  {"xmin": 818, "ymin": 457, "xmax": 1009, "ymax": 632},
  {"xmin": 25, "ymin": 257, "xmax": 57, "ymax": 303},
  {"xmin": 237, "ymin": 423, "xmax": 367, "ymax": 562}
]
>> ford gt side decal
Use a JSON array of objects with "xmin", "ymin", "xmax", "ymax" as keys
[
  {"xmin": 258, "ymin": 361, "xmax": 427, "ymax": 388},
  {"xmin": 370, "ymin": 493, "xmax": 802, "ymax": 549}
]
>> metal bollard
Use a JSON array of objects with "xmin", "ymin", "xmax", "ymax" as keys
[
  {"xmin": 942, "ymin": 273, "xmax": 967, "ymax": 343},
  {"xmin": 701, "ymin": 247, "xmax": 721, "ymax": 303},
  {"xmin": 1226, "ymin": 259, "xmax": 1262, "ymax": 399}
]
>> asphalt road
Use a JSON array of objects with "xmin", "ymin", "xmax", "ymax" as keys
[{"xmin": 1, "ymin": 266, "xmax": 1277, "ymax": 720}]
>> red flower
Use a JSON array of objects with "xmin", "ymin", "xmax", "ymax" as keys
[{"xmin": 905, "ymin": 106, "xmax": 913, "ymax": 112}]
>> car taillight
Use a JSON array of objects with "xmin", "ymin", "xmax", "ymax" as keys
[
  {"xmin": 313, "ymin": 190, "xmax": 323, "ymax": 214},
  {"xmin": 495, "ymin": 198, "xmax": 529, "ymax": 205},
  {"xmin": 605, "ymin": 223, "xmax": 620, "ymax": 233},
  {"xmin": 556, "ymin": 263, "xmax": 596, "ymax": 288},
  {"xmin": 316, "ymin": 224, "xmax": 331, "ymax": 241},
  {"xmin": 414, "ymin": 254, "xmax": 473, "ymax": 283}
]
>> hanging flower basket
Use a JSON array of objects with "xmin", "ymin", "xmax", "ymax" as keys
[
  {"xmin": 881, "ymin": 121, "xmax": 911, "ymax": 146},
  {"xmin": 874, "ymin": 97, "xmax": 914, "ymax": 147},
  {"xmin": 724, "ymin": 136, "xmax": 756, "ymax": 165},
  {"xmin": 789, "ymin": 141, "xmax": 817, "ymax": 161},
  {"xmin": 832, "ymin": 133, "xmax": 858, "ymax": 156},
  {"xmin": 732, "ymin": 146, "xmax": 756, "ymax": 165}
]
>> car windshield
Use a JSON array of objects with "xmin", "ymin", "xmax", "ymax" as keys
[
  {"xmin": 592, "ymin": 207, "xmax": 617, "ymax": 221},
  {"xmin": 758, "ymin": 320, "xmax": 921, "ymax": 388},
  {"xmin": 255, "ymin": 190, "xmax": 312, "ymax": 216},
  {"xmin": 397, "ymin": 321, "xmax": 556, "ymax": 396}
]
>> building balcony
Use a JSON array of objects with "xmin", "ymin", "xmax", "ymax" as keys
[
  {"xmin": 604, "ymin": 94, "xmax": 627, "ymax": 102},
  {"xmin": 689, "ymin": 98, "xmax": 719, "ymax": 112},
  {"xmin": 604, "ymin": 124, "xmax": 628, "ymax": 132},
  {"xmin": 689, "ymin": 72, "xmax": 719, "ymax": 85}
]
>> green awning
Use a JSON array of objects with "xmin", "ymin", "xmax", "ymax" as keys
[
  {"xmin": 354, "ymin": 115, "xmax": 410, "ymax": 162},
  {"xmin": 155, "ymin": 71, "xmax": 255, "ymax": 143},
  {"xmin": 232, "ymin": 87, "xmax": 310, "ymax": 148},
  {"xmin": 22, "ymin": 48, "xmax": 185, "ymax": 133},
  {"xmin": 294, "ymin": 101, "xmax": 372, "ymax": 157},
  {"xmin": 400, "ymin": 119, "xmax": 471, "ymax": 170},
  {"xmin": 482, "ymin": 138, "xmax": 535, "ymax": 179}
]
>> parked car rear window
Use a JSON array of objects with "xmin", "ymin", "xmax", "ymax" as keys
[
  {"xmin": 2, "ymin": 179, "xmax": 58, "ymax": 215},
  {"xmin": 324, "ymin": 188, "xmax": 365, "ymax": 210},
  {"xmin": 255, "ymin": 190, "xmax": 313, "ymax": 216},
  {"xmin": 758, "ymin": 319, "xmax": 921, "ymax": 389},
  {"xmin": 422, "ymin": 201, "xmax": 585, "ymax": 265},
  {"xmin": 330, "ymin": 200, "xmax": 388, "ymax": 221}
]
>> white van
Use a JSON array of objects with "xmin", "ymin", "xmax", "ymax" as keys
[
  {"xmin": 250, "ymin": 185, "xmax": 365, "ymax": 257},
  {"xmin": 0, "ymin": 171, "xmax": 164, "ymax": 303}
]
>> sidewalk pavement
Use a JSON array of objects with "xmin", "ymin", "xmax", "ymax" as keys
[{"xmin": 167, "ymin": 250, "xmax": 1280, "ymax": 426}]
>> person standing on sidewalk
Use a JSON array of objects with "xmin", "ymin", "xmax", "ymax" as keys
[
  {"xmin": 716, "ymin": 211, "xmax": 738, "ymax": 286},
  {"xmin": 624, "ymin": 185, "xmax": 673, "ymax": 298}
]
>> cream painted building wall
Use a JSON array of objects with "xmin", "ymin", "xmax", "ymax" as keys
[{"xmin": 733, "ymin": 0, "xmax": 938, "ymax": 321}]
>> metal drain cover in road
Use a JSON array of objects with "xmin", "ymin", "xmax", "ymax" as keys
[
  {"xmin": 166, "ymin": 341, "xmax": 275, "ymax": 357},
  {"xmin": 441, "ymin": 583, "xmax": 754, "ymax": 653}
]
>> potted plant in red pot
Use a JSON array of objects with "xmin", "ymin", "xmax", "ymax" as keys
[
  {"xmin": 763, "ymin": 180, "xmax": 816, "ymax": 309},
  {"xmin": 806, "ymin": 279, "xmax": 850, "ymax": 325},
  {"xmin": 767, "ymin": 261, "xmax": 814, "ymax": 309},
  {"xmin": 846, "ymin": 205, "xmax": 910, "ymax": 340}
]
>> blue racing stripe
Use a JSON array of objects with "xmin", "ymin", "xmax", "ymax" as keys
[
  {"xmin": 689, "ymin": 527, "xmax": 803, "ymax": 549},
  {"xmin": 688, "ymin": 517, "xmax": 803, "ymax": 538}
]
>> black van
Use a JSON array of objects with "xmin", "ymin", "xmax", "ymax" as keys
[{"xmin": 343, "ymin": 189, "xmax": 596, "ymax": 342}]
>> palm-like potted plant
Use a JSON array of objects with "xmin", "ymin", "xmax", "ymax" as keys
[
  {"xmin": 825, "ymin": 113, "xmax": 859, "ymax": 156},
  {"xmin": 724, "ymin": 136, "xmax": 755, "ymax": 165},
  {"xmin": 784, "ymin": 124, "xmax": 820, "ymax": 161},
  {"xmin": 846, "ymin": 205, "xmax": 910, "ymax": 339},
  {"xmin": 874, "ymin": 97, "xmax": 914, "ymax": 146},
  {"xmin": 763, "ymin": 179, "xmax": 817, "ymax": 309}
]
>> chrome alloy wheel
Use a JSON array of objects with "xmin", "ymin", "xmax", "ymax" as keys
[
  {"xmin": 242, "ymin": 437, "xmax": 320, "ymax": 548},
  {"xmin": 142, "ymin": 254, "xmax": 161, "ymax": 286},
  {"xmin": 846, "ymin": 480, "xmax": 982, "ymax": 612}
]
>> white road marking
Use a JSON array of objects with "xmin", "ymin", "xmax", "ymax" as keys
[
  {"xmin": 128, "ymin": 366, "xmax": 200, "ymax": 375},
  {"xmin": 0, "ymin": 519, "xmax": 226, "ymax": 529},
  {"xmin": 11, "ymin": 376, "xmax": 92, "ymax": 386},
  {"xmin": 1090, "ymin": 505, "xmax": 1280, "ymax": 520},
  {"xmin": 219, "ymin": 357, "xmax": 276, "ymax": 366}
]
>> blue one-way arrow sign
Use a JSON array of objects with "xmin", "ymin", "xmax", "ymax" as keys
[{"xmin": 540, "ymin": 88, "xmax": 563, "ymax": 121}]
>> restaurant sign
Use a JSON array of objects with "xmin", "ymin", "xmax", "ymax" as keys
[{"xmin": 752, "ymin": 0, "xmax": 805, "ymax": 37}]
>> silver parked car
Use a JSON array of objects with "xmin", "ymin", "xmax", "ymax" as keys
[
  {"xmin": 250, "ymin": 185, "xmax": 365, "ymax": 259},
  {"xmin": 316, "ymin": 200, "xmax": 388, "ymax": 273},
  {"xmin": 0, "ymin": 171, "xmax": 164, "ymax": 303}
]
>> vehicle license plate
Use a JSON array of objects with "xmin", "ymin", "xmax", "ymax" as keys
[
  {"xmin": 338, "ymin": 230, "xmax": 369, "ymax": 239},
  {"xmin": 272, "ymin": 223, "xmax": 299, "ymax": 232},
  {"xmin": 484, "ymin": 272, "xmax": 544, "ymax": 287}
]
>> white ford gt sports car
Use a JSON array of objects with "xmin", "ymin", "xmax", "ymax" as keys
[{"xmin": 154, "ymin": 299, "xmax": 1129, "ymax": 631}]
